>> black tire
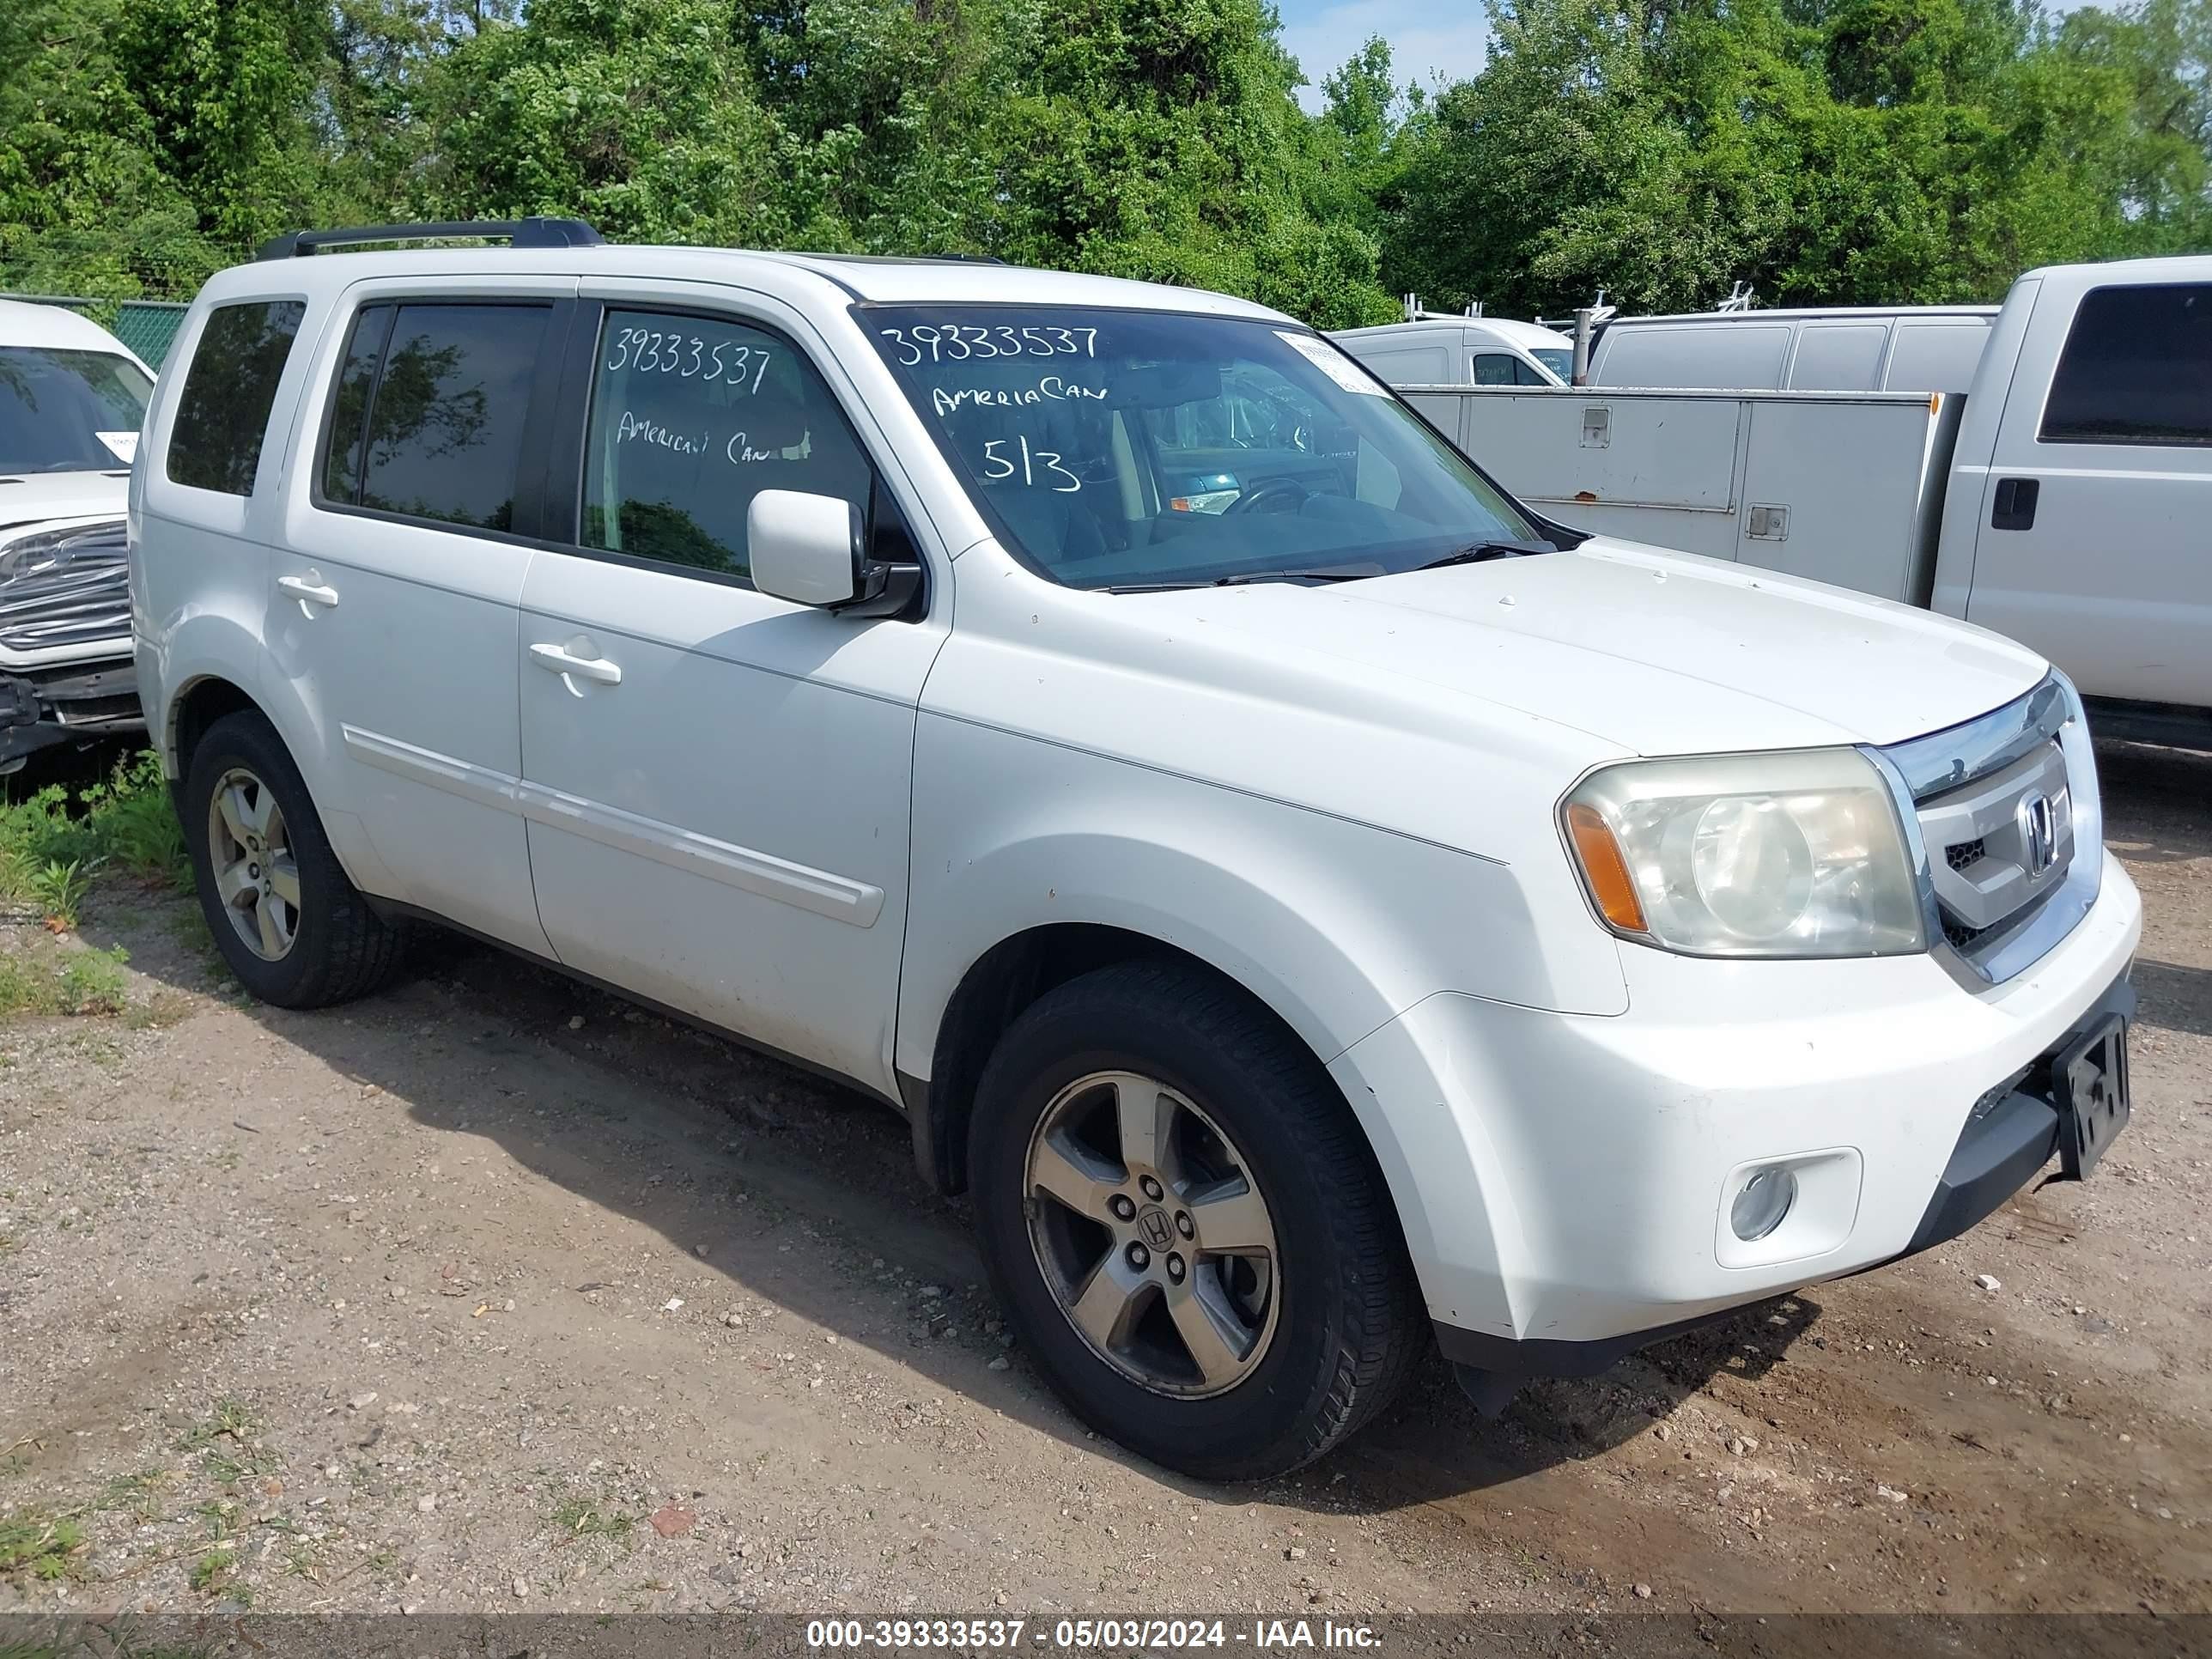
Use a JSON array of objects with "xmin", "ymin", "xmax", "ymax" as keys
[
  {"xmin": 183, "ymin": 709, "xmax": 408, "ymax": 1008},
  {"xmin": 969, "ymin": 959, "xmax": 1425, "ymax": 1480}
]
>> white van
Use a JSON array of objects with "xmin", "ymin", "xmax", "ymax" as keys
[
  {"xmin": 1334, "ymin": 316, "xmax": 1573, "ymax": 387},
  {"xmin": 1590, "ymin": 306, "xmax": 1998, "ymax": 393},
  {"xmin": 133, "ymin": 221, "xmax": 2139, "ymax": 1480}
]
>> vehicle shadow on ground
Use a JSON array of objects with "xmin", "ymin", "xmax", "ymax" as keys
[
  {"xmin": 89, "ymin": 900, "xmax": 1818, "ymax": 1512},
  {"xmin": 2094, "ymin": 738, "xmax": 2212, "ymax": 865},
  {"xmin": 2134, "ymin": 958, "xmax": 2212, "ymax": 1039}
]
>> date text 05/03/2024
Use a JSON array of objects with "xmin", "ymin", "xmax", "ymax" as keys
[{"xmin": 803, "ymin": 1620, "xmax": 1382, "ymax": 1650}]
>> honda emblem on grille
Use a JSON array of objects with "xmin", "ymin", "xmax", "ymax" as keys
[{"xmin": 2019, "ymin": 792, "xmax": 2058, "ymax": 877}]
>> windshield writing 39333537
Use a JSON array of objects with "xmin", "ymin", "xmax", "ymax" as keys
[{"xmin": 864, "ymin": 304, "xmax": 1538, "ymax": 592}]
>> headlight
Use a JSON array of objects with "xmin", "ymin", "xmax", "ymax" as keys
[{"xmin": 1562, "ymin": 749, "xmax": 1925, "ymax": 959}]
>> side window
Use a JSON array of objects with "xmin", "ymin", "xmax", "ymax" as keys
[
  {"xmin": 321, "ymin": 301, "xmax": 550, "ymax": 531},
  {"xmin": 166, "ymin": 300, "xmax": 307, "ymax": 495},
  {"xmin": 1513, "ymin": 356, "xmax": 1550, "ymax": 386},
  {"xmin": 2039, "ymin": 284, "xmax": 2212, "ymax": 447},
  {"xmin": 322, "ymin": 305, "xmax": 395, "ymax": 502},
  {"xmin": 580, "ymin": 309, "xmax": 874, "ymax": 580},
  {"xmin": 1472, "ymin": 353, "xmax": 1517, "ymax": 386}
]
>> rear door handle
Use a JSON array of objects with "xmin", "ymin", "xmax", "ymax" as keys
[
  {"xmin": 529, "ymin": 641, "xmax": 623, "ymax": 686},
  {"xmin": 276, "ymin": 574, "xmax": 340, "ymax": 608},
  {"xmin": 1991, "ymin": 477, "xmax": 2039, "ymax": 532}
]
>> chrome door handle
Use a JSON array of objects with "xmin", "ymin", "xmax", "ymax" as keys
[
  {"xmin": 529, "ymin": 641, "xmax": 623, "ymax": 686},
  {"xmin": 276, "ymin": 574, "xmax": 340, "ymax": 608}
]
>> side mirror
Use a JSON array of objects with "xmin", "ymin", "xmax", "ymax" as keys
[
  {"xmin": 748, "ymin": 489, "xmax": 925, "ymax": 617},
  {"xmin": 749, "ymin": 489, "xmax": 863, "ymax": 607}
]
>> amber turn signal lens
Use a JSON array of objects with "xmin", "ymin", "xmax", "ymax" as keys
[{"xmin": 1566, "ymin": 802, "xmax": 1648, "ymax": 934}]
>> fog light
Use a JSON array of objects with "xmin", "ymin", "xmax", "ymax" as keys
[{"xmin": 1729, "ymin": 1166, "xmax": 1797, "ymax": 1241}]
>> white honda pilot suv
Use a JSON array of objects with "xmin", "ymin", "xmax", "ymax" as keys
[{"xmin": 131, "ymin": 221, "xmax": 2142, "ymax": 1480}]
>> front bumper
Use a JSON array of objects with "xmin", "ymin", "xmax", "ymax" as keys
[
  {"xmin": 1328, "ymin": 852, "xmax": 2142, "ymax": 1379},
  {"xmin": 0, "ymin": 653, "xmax": 143, "ymax": 772}
]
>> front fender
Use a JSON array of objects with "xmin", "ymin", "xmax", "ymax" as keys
[{"xmin": 898, "ymin": 712, "xmax": 1627, "ymax": 1325}]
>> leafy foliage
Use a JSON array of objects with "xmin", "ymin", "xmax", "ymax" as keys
[{"xmin": 0, "ymin": 0, "xmax": 2206, "ymax": 322}]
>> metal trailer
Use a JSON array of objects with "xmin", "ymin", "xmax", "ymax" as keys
[
  {"xmin": 1400, "ymin": 382, "xmax": 1967, "ymax": 607},
  {"xmin": 1396, "ymin": 380, "xmax": 2212, "ymax": 750}
]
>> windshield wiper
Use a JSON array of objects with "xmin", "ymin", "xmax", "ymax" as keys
[
  {"xmin": 1212, "ymin": 563, "xmax": 1384, "ymax": 586},
  {"xmin": 1107, "ymin": 562, "xmax": 1384, "ymax": 593},
  {"xmin": 1414, "ymin": 538, "xmax": 1558, "ymax": 571}
]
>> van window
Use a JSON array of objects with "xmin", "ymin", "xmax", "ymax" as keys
[
  {"xmin": 579, "ymin": 308, "xmax": 874, "ymax": 580},
  {"xmin": 1884, "ymin": 320, "xmax": 1990, "ymax": 394},
  {"xmin": 1473, "ymin": 353, "xmax": 1548, "ymax": 386},
  {"xmin": 2040, "ymin": 284, "xmax": 2212, "ymax": 447},
  {"xmin": 166, "ymin": 301, "xmax": 306, "ymax": 495},
  {"xmin": 1786, "ymin": 324, "xmax": 1885, "ymax": 392},
  {"xmin": 322, "ymin": 302, "xmax": 550, "ymax": 530},
  {"xmin": 1595, "ymin": 324, "xmax": 1791, "ymax": 390}
]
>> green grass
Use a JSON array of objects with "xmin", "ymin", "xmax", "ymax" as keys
[
  {"xmin": 93, "ymin": 1468, "xmax": 173, "ymax": 1524},
  {"xmin": 0, "ymin": 943, "xmax": 130, "ymax": 1017},
  {"xmin": 0, "ymin": 1510, "xmax": 87, "ymax": 1583},
  {"xmin": 550, "ymin": 1494, "xmax": 635, "ymax": 1547},
  {"xmin": 0, "ymin": 750, "xmax": 189, "ymax": 922},
  {"xmin": 176, "ymin": 1399, "xmax": 272, "ymax": 1486}
]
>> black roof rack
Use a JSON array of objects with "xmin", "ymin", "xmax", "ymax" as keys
[
  {"xmin": 803, "ymin": 252, "xmax": 1009, "ymax": 267},
  {"xmin": 254, "ymin": 217, "xmax": 604, "ymax": 261}
]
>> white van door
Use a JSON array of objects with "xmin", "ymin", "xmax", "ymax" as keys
[
  {"xmin": 513, "ymin": 292, "xmax": 942, "ymax": 1093},
  {"xmin": 1964, "ymin": 277, "xmax": 2212, "ymax": 707}
]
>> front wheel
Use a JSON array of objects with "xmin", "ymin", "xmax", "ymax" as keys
[{"xmin": 969, "ymin": 960, "xmax": 1423, "ymax": 1480}]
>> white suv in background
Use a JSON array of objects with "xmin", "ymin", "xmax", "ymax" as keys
[
  {"xmin": 132, "ymin": 221, "xmax": 2141, "ymax": 1480},
  {"xmin": 1, "ymin": 299, "xmax": 155, "ymax": 772}
]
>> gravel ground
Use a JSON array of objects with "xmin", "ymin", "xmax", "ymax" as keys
[{"xmin": 0, "ymin": 738, "xmax": 2206, "ymax": 1618}]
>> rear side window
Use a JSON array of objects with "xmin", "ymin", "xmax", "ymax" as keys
[
  {"xmin": 166, "ymin": 301, "xmax": 306, "ymax": 494},
  {"xmin": 320, "ymin": 301, "xmax": 550, "ymax": 531},
  {"xmin": 2040, "ymin": 284, "xmax": 2212, "ymax": 447}
]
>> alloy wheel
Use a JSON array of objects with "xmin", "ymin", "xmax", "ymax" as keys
[
  {"xmin": 206, "ymin": 766, "xmax": 300, "ymax": 963},
  {"xmin": 1023, "ymin": 1070, "xmax": 1280, "ymax": 1398}
]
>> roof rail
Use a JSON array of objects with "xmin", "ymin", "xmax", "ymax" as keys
[{"xmin": 254, "ymin": 217, "xmax": 605, "ymax": 261}]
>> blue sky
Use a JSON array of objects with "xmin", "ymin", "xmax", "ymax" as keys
[{"xmin": 1275, "ymin": 1, "xmax": 1492, "ymax": 112}]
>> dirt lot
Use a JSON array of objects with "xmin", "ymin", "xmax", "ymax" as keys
[{"xmin": 1, "ymin": 739, "xmax": 2207, "ymax": 1620}]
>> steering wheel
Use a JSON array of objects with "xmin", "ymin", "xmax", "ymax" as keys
[{"xmin": 1225, "ymin": 476, "xmax": 1309, "ymax": 516}]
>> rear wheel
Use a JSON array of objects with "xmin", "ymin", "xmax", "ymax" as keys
[
  {"xmin": 969, "ymin": 960, "xmax": 1423, "ymax": 1480},
  {"xmin": 184, "ymin": 710, "xmax": 407, "ymax": 1007}
]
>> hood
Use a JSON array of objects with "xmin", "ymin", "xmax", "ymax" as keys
[
  {"xmin": 1131, "ymin": 538, "xmax": 2046, "ymax": 757},
  {"xmin": 0, "ymin": 469, "xmax": 131, "ymax": 537}
]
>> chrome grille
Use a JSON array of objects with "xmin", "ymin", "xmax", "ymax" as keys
[
  {"xmin": 1877, "ymin": 677, "xmax": 2094, "ymax": 983},
  {"xmin": 0, "ymin": 520, "xmax": 131, "ymax": 653}
]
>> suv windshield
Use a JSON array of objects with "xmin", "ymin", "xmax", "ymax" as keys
[
  {"xmin": 0, "ymin": 348, "xmax": 153, "ymax": 476},
  {"xmin": 865, "ymin": 306, "xmax": 1537, "ymax": 590}
]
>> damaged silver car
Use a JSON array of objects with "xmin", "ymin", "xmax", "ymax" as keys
[{"xmin": 0, "ymin": 299, "xmax": 151, "ymax": 775}]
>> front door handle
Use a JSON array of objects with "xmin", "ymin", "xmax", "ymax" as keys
[
  {"xmin": 276, "ymin": 574, "xmax": 340, "ymax": 608},
  {"xmin": 1991, "ymin": 477, "xmax": 2039, "ymax": 532},
  {"xmin": 529, "ymin": 641, "xmax": 623, "ymax": 687}
]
